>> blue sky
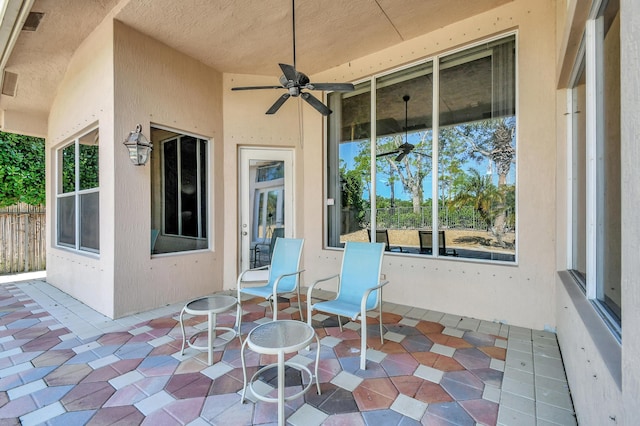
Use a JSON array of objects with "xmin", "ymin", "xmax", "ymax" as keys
[{"xmin": 340, "ymin": 133, "xmax": 515, "ymax": 202}]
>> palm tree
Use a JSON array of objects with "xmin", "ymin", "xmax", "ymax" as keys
[
  {"xmin": 450, "ymin": 169, "xmax": 507, "ymax": 245},
  {"xmin": 453, "ymin": 117, "xmax": 516, "ymax": 242}
]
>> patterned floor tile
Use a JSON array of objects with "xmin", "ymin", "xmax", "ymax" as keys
[
  {"xmin": 453, "ymin": 347, "xmax": 491, "ymax": 370},
  {"xmin": 43, "ymin": 364, "xmax": 92, "ymax": 386},
  {"xmin": 0, "ymin": 394, "xmax": 38, "ymax": 418},
  {"xmin": 459, "ymin": 398, "xmax": 499, "ymax": 425},
  {"xmin": 60, "ymin": 381, "xmax": 115, "ymax": 411},
  {"xmin": 479, "ymin": 345, "xmax": 507, "ymax": 361},
  {"xmin": 361, "ymin": 408, "xmax": 405, "ymax": 425},
  {"xmin": 418, "ymin": 381, "xmax": 455, "ymax": 405},
  {"xmin": 30, "ymin": 384, "xmax": 73, "ymax": 408},
  {"xmin": 352, "ymin": 384, "xmax": 395, "ymax": 411},
  {"xmin": 380, "ymin": 353, "xmax": 419, "ymax": 377},
  {"xmin": 0, "ymin": 280, "xmax": 575, "ymax": 425},
  {"xmin": 425, "ymin": 401, "xmax": 476, "ymax": 425},
  {"xmin": 47, "ymin": 409, "xmax": 96, "ymax": 425},
  {"xmin": 85, "ymin": 405, "xmax": 144, "ymax": 425},
  {"xmin": 391, "ymin": 393, "xmax": 428, "ymax": 420}
]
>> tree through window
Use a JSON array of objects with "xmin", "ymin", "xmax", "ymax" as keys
[{"xmin": 327, "ymin": 34, "xmax": 516, "ymax": 262}]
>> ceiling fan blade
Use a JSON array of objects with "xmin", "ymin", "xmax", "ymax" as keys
[
  {"xmin": 376, "ymin": 150, "xmax": 399, "ymax": 158},
  {"xmin": 301, "ymin": 92, "xmax": 331, "ymax": 116},
  {"xmin": 307, "ymin": 82, "xmax": 355, "ymax": 92},
  {"xmin": 279, "ymin": 63, "xmax": 298, "ymax": 82},
  {"xmin": 412, "ymin": 150, "xmax": 432, "ymax": 158},
  {"xmin": 232, "ymin": 85, "xmax": 283, "ymax": 91},
  {"xmin": 266, "ymin": 93, "xmax": 291, "ymax": 114},
  {"xmin": 395, "ymin": 152, "xmax": 407, "ymax": 162}
]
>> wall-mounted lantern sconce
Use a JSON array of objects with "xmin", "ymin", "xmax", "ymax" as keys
[{"xmin": 123, "ymin": 124, "xmax": 153, "ymax": 166}]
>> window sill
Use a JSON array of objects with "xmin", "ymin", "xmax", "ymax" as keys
[{"xmin": 558, "ymin": 270, "xmax": 621, "ymax": 389}]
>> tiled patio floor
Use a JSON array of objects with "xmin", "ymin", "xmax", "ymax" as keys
[{"xmin": 0, "ymin": 276, "xmax": 576, "ymax": 425}]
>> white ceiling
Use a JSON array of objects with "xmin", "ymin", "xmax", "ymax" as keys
[{"xmin": 0, "ymin": 0, "xmax": 511, "ymax": 123}]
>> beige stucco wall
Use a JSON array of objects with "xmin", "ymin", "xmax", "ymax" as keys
[
  {"xmin": 553, "ymin": 0, "xmax": 639, "ymax": 423},
  {"xmin": 225, "ymin": 0, "xmax": 558, "ymax": 330},
  {"xmin": 620, "ymin": 0, "xmax": 640, "ymax": 420},
  {"xmin": 111, "ymin": 22, "xmax": 224, "ymax": 318},
  {"xmin": 46, "ymin": 19, "xmax": 225, "ymax": 318},
  {"xmin": 222, "ymin": 74, "xmax": 305, "ymax": 288},
  {"xmin": 46, "ymin": 17, "xmax": 116, "ymax": 316}
]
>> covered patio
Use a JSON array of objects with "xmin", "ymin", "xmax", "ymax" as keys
[
  {"xmin": 0, "ymin": 0, "xmax": 638, "ymax": 423},
  {"xmin": 0, "ymin": 275, "xmax": 574, "ymax": 425}
]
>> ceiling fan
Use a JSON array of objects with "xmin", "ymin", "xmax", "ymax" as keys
[
  {"xmin": 231, "ymin": 0, "xmax": 355, "ymax": 116},
  {"xmin": 377, "ymin": 95, "xmax": 417, "ymax": 162}
]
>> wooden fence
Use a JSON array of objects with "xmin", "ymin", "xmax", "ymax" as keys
[{"xmin": 0, "ymin": 204, "xmax": 46, "ymax": 275}]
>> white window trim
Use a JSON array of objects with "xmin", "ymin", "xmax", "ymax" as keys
[
  {"xmin": 54, "ymin": 126, "xmax": 100, "ymax": 255},
  {"xmin": 567, "ymin": 3, "xmax": 621, "ymax": 340},
  {"xmin": 325, "ymin": 31, "xmax": 519, "ymax": 264}
]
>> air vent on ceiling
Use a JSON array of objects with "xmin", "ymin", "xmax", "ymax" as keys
[
  {"xmin": 22, "ymin": 12, "xmax": 44, "ymax": 32},
  {"xmin": 2, "ymin": 71, "xmax": 18, "ymax": 97}
]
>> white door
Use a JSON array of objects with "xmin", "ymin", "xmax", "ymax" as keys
[{"xmin": 239, "ymin": 148, "xmax": 294, "ymax": 271}]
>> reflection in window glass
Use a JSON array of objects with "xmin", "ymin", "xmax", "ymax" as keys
[
  {"xmin": 180, "ymin": 137, "xmax": 198, "ymax": 237},
  {"xmin": 79, "ymin": 149, "xmax": 99, "ymax": 190},
  {"xmin": 250, "ymin": 160, "xmax": 285, "ymax": 255},
  {"xmin": 57, "ymin": 195, "xmax": 75, "ymax": 247},
  {"xmin": 257, "ymin": 163, "xmax": 284, "ymax": 182},
  {"xmin": 163, "ymin": 140, "xmax": 178, "ymax": 235},
  {"xmin": 326, "ymin": 35, "xmax": 517, "ymax": 262},
  {"xmin": 151, "ymin": 128, "xmax": 209, "ymax": 255},
  {"xmin": 61, "ymin": 144, "xmax": 75, "ymax": 194},
  {"xmin": 571, "ymin": 62, "xmax": 587, "ymax": 284},
  {"xmin": 80, "ymin": 192, "xmax": 99, "ymax": 250},
  {"xmin": 375, "ymin": 62, "xmax": 433, "ymax": 252},
  {"xmin": 327, "ymin": 81, "xmax": 371, "ymax": 247},
  {"xmin": 439, "ymin": 36, "xmax": 516, "ymax": 261},
  {"xmin": 56, "ymin": 128, "xmax": 99, "ymax": 253},
  {"xmin": 598, "ymin": 6, "xmax": 621, "ymax": 323}
]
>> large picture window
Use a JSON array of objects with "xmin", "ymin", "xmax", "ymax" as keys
[
  {"xmin": 150, "ymin": 127, "xmax": 209, "ymax": 255},
  {"xmin": 569, "ymin": 0, "xmax": 620, "ymax": 337},
  {"xmin": 56, "ymin": 128, "xmax": 100, "ymax": 253},
  {"xmin": 327, "ymin": 34, "xmax": 517, "ymax": 262}
]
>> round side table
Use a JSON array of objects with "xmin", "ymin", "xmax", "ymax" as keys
[
  {"xmin": 240, "ymin": 320, "xmax": 321, "ymax": 426},
  {"xmin": 179, "ymin": 294, "xmax": 238, "ymax": 365}
]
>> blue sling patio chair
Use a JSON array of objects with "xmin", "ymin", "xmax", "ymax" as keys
[
  {"xmin": 306, "ymin": 241, "xmax": 388, "ymax": 370},
  {"xmin": 236, "ymin": 238, "xmax": 305, "ymax": 335}
]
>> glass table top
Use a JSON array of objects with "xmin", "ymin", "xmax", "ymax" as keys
[
  {"xmin": 185, "ymin": 295, "xmax": 237, "ymax": 313},
  {"xmin": 248, "ymin": 320, "xmax": 315, "ymax": 351}
]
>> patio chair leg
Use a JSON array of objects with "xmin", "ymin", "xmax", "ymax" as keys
[
  {"xmin": 236, "ymin": 303, "xmax": 243, "ymax": 337},
  {"xmin": 270, "ymin": 292, "xmax": 278, "ymax": 321},
  {"xmin": 379, "ymin": 301, "xmax": 384, "ymax": 345},
  {"xmin": 337, "ymin": 315, "xmax": 343, "ymax": 332},
  {"xmin": 240, "ymin": 337, "xmax": 249, "ymax": 403},
  {"xmin": 179, "ymin": 306, "xmax": 187, "ymax": 355},
  {"xmin": 360, "ymin": 313, "xmax": 367, "ymax": 370},
  {"xmin": 296, "ymin": 287, "xmax": 304, "ymax": 321}
]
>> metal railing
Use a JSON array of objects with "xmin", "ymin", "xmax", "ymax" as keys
[{"xmin": 364, "ymin": 206, "xmax": 488, "ymax": 230}]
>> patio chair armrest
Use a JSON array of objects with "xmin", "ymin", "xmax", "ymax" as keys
[
  {"xmin": 237, "ymin": 265, "xmax": 270, "ymax": 288},
  {"xmin": 272, "ymin": 269, "xmax": 305, "ymax": 294},
  {"xmin": 360, "ymin": 280, "xmax": 389, "ymax": 313},
  {"xmin": 306, "ymin": 274, "xmax": 340, "ymax": 302}
]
